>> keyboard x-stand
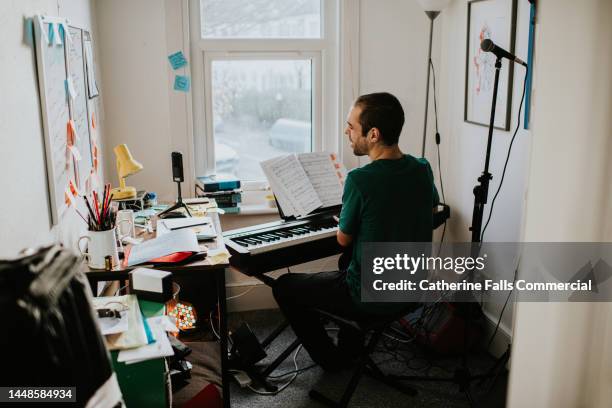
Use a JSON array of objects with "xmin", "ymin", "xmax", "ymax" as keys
[{"xmin": 223, "ymin": 206, "xmax": 344, "ymax": 390}]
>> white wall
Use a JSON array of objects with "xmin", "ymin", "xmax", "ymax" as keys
[
  {"xmin": 95, "ymin": 0, "xmax": 194, "ymax": 203},
  {"xmin": 0, "ymin": 0, "xmax": 104, "ymax": 257},
  {"xmin": 359, "ymin": 0, "xmax": 434, "ymax": 159},
  {"xmin": 506, "ymin": 0, "xmax": 612, "ymax": 406}
]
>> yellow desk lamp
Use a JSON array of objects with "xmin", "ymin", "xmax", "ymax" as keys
[{"xmin": 111, "ymin": 144, "xmax": 143, "ymax": 200}]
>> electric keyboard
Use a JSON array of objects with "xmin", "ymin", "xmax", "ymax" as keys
[{"xmin": 223, "ymin": 211, "xmax": 343, "ymax": 275}]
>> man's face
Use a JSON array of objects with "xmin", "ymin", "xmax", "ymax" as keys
[{"xmin": 344, "ymin": 105, "xmax": 369, "ymax": 156}]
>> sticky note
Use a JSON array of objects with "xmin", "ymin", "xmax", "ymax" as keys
[
  {"xmin": 48, "ymin": 23, "xmax": 55, "ymax": 44},
  {"xmin": 68, "ymin": 119, "xmax": 80, "ymax": 142},
  {"xmin": 69, "ymin": 180, "xmax": 80, "ymax": 197},
  {"xmin": 65, "ymin": 79, "xmax": 76, "ymax": 100},
  {"xmin": 168, "ymin": 51, "xmax": 188, "ymax": 70},
  {"xmin": 69, "ymin": 145, "xmax": 82, "ymax": 161},
  {"xmin": 174, "ymin": 75, "xmax": 190, "ymax": 92},
  {"xmin": 65, "ymin": 190, "xmax": 73, "ymax": 207},
  {"xmin": 52, "ymin": 22, "xmax": 62, "ymax": 46}
]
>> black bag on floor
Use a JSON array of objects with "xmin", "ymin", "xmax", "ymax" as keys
[{"xmin": 0, "ymin": 246, "xmax": 123, "ymax": 407}]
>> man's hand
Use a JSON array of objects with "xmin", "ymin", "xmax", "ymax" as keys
[{"xmin": 337, "ymin": 229, "xmax": 353, "ymax": 247}]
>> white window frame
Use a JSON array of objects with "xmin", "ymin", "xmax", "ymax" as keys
[{"xmin": 188, "ymin": 0, "xmax": 340, "ymax": 179}]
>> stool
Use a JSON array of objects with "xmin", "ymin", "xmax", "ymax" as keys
[{"xmin": 309, "ymin": 308, "xmax": 418, "ymax": 408}]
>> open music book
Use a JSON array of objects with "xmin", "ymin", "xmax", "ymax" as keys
[{"xmin": 260, "ymin": 152, "xmax": 346, "ymax": 218}]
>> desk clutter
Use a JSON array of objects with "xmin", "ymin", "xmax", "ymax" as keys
[
  {"xmin": 92, "ymin": 294, "xmax": 178, "ymax": 363},
  {"xmin": 77, "ymin": 190, "xmax": 233, "ymax": 269}
]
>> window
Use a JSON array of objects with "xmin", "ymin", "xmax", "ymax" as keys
[
  {"xmin": 201, "ymin": 0, "xmax": 321, "ymax": 39},
  {"xmin": 189, "ymin": 0, "xmax": 339, "ymax": 181}
]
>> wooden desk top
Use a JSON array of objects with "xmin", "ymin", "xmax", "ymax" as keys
[{"xmin": 84, "ymin": 211, "xmax": 229, "ymax": 280}]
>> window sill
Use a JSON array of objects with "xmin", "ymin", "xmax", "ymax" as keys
[{"xmin": 224, "ymin": 204, "xmax": 278, "ymax": 216}]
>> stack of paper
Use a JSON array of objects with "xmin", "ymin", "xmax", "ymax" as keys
[
  {"xmin": 157, "ymin": 216, "xmax": 217, "ymax": 241},
  {"xmin": 117, "ymin": 316, "xmax": 178, "ymax": 364}
]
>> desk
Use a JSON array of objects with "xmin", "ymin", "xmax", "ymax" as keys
[{"xmin": 85, "ymin": 212, "xmax": 230, "ymax": 408}]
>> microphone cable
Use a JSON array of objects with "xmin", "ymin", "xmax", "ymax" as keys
[{"xmin": 480, "ymin": 68, "xmax": 529, "ymax": 242}]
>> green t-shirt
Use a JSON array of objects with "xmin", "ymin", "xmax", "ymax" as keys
[{"xmin": 338, "ymin": 155, "xmax": 439, "ymax": 313}]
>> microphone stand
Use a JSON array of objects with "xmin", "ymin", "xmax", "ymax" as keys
[
  {"xmin": 470, "ymin": 57, "xmax": 502, "ymax": 243},
  {"xmin": 158, "ymin": 179, "xmax": 192, "ymax": 218}
]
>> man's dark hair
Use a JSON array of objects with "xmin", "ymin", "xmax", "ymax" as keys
[{"xmin": 354, "ymin": 92, "xmax": 405, "ymax": 146}]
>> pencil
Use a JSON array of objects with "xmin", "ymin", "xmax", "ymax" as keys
[
  {"xmin": 83, "ymin": 195, "xmax": 96, "ymax": 225},
  {"xmin": 93, "ymin": 190, "xmax": 100, "ymax": 225}
]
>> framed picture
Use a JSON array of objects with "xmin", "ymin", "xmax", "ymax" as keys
[{"xmin": 465, "ymin": 0, "xmax": 517, "ymax": 131}]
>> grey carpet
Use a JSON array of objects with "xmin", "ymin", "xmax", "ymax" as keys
[{"xmin": 228, "ymin": 310, "xmax": 508, "ymax": 408}]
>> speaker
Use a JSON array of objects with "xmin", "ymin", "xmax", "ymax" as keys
[{"xmin": 171, "ymin": 151, "xmax": 184, "ymax": 182}]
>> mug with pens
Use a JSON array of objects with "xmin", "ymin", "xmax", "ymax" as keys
[{"xmin": 78, "ymin": 184, "xmax": 132, "ymax": 269}]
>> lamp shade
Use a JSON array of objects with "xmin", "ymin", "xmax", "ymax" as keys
[
  {"xmin": 416, "ymin": 0, "xmax": 453, "ymax": 12},
  {"xmin": 113, "ymin": 144, "xmax": 143, "ymax": 178}
]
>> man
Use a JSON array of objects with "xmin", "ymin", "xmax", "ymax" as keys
[{"xmin": 273, "ymin": 92, "xmax": 439, "ymax": 371}]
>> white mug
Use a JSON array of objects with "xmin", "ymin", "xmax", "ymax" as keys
[
  {"xmin": 116, "ymin": 210, "xmax": 135, "ymax": 239},
  {"xmin": 78, "ymin": 228, "xmax": 120, "ymax": 269}
]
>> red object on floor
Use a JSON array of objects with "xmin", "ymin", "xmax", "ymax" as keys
[{"xmin": 181, "ymin": 384, "xmax": 222, "ymax": 408}]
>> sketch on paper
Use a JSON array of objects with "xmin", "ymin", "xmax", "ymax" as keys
[{"xmin": 465, "ymin": 0, "xmax": 517, "ymax": 131}]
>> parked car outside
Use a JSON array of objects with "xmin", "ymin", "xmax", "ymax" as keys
[{"xmin": 268, "ymin": 118, "xmax": 311, "ymax": 152}]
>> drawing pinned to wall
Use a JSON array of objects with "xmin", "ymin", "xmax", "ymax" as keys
[
  {"xmin": 67, "ymin": 26, "xmax": 95, "ymax": 189},
  {"xmin": 465, "ymin": 0, "xmax": 517, "ymax": 131},
  {"xmin": 83, "ymin": 31, "xmax": 99, "ymax": 98}
]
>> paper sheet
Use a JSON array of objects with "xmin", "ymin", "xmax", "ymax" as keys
[
  {"xmin": 297, "ymin": 152, "xmax": 343, "ymax": 207},
  {"xmin": 117, "ymin": 318, "xmax": 174, "ymax": 364},
  {"xmin": 84, "ymin": 38, "xmax": 99, "ymax": 97},
  {"xmin": 260, "ymin": 154, "xmax": 322, "ymax": 217},
  {"xmin": 92, "ymin": 295, "xmax": 148, "ymax": 351},
  {"xmin": 96, "ymin": 311, "xmax": 128, "ymax": 335},
  {"xmin": 127, "ymin": 229, "xmax": 200, "ymax": 266},
  {"xmin": 157, "ymin": 217, "xmax": 217, "ymax": 240},
  {"xmin": 206, "ymin": 248, "xmax": 231, "ymax": 265}
]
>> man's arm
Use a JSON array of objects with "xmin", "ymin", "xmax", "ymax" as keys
[
  {"xmin": 337, "ymin": 229, "xmax": 353, "ymax": 247},
  {"xmin": 337, "ymin": 173, "xmax": 361, "ymax": 247}
]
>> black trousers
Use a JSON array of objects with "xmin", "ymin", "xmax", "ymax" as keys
[{"xmin": 272, "ymin": 270, "xmax": 370, "ymax": 370}]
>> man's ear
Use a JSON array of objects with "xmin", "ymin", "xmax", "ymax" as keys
[{"xmin": 368, "ymin": 127, "xmax": 381, "ymax": 143}]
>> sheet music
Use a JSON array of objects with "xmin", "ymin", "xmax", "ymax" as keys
[
  {"xmin": 297, "ymin": 152, "xmax": 343, "ymax": 207},
  {"xmin": 260, "ymin": 155, "xmax": 322, "ymax": 217}
]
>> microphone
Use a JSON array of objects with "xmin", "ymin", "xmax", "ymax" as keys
[{"xmin": 481, "ymin": 39, "xmax": 527, "ymax": 67}]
